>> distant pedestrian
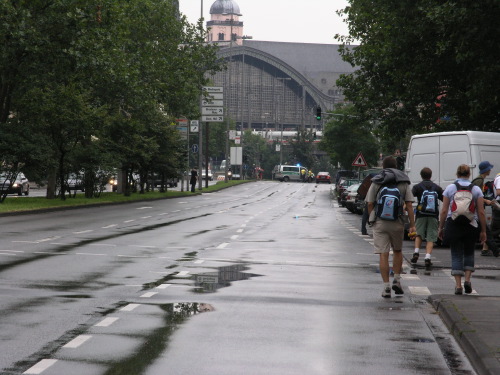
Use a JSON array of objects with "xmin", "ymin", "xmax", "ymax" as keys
[
  {"xmin": 358, "ymin": 172, "xmax": 377, "ymax": 235},
  {"xmin": 366, "ymin": 156, "xmax": 416, "ymax": 298},
  {"xmin": 394, "ymin": 149, "xmax": 405, "ymax": 171},
  {"xmin": 438, "ymin": 164, "xmax": 487, "ymax": 295},
  {"xmin": 190, "ymin": 168, "xmax": 198, "ymax": 193},
  {"xmin": 471, "ymin": 161, "xmax": 498, "ymax": 256},
  {"xmin": 491, "ymin": 172, "xmax": 500, "ymax": 250},
  {"xmin": 300, "ymin": 168, "xmax": 306, "ymax": 182},
  {"xmin": 411, "ymin": 167, "xmax": 443, "ymax": 267}
]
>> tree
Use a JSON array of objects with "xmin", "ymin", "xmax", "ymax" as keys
[
  {"xmin": 320, "ymin": 104, "xmax": 379, "ymax": 169},
  {"xmin": 336, "ymin": 0, "xmax": 500, "ymax": 146}
]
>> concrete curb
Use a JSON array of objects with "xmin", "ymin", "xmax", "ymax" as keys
[{"xmin": 429, "ymin": 295, "xmax": 500, "ymax": 375}]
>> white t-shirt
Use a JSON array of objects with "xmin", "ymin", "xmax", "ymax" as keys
[{"xmin": 494, "ymin": 173, "xmax": 500, "ymax": 199}]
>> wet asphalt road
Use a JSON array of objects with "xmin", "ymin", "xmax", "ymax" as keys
[{"xmin": 0, "ymin": 181, "xmax": 477, "ymax": 375}]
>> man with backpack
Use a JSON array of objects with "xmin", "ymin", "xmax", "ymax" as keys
[
  {"xmin": 471, "ymin": 161, "xmax": 499, "ymax": 256},
  {"xmin": 366, "ymin": 156, "xmax": 416, "ymax": 298},
  {"xmin": 411, "ymin": 168, "xmax": 443, "ymax": 267}
]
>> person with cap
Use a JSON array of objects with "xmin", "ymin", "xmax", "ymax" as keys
[{"xmin": 471, "ymin": 161, "xmax": 498, "ymax": 256}]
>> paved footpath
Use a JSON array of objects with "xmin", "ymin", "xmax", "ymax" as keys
[{"xmin": 405, "ymin": 246, "xmax": 500, "ymax": 375}]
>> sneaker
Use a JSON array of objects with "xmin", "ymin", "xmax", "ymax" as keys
[
  {"xmin": 424, "ymin": 258, "xmax": 432, "ymax": 267},
  {"xmin": 392, "ymin": 280, "xmax": 404, "ymax": 295},
  {"xmin": 411, "ymin": 252, "xmax": 419, "ymax": 264},
  {"xmin": 455, "ymin": 287, "xmax": 463, "ymax": 295},
  {"xmin": 464, "ymin": 281, "xmax": 472, "ymax": 294},
  {"xmin": 382, "ymin": 286, "xmax": 391, "ymax": 298},
  {"xmin": 481, "ymin": 249, "xmax": 491, "ymax": 256}
]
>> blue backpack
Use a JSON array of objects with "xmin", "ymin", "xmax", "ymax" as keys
[
  {"xmin": 417, "ymin": 185, "xmax": 439, "ymax": 215},
  {"xmin": 376, "ymin": 184, "xmax": 402, "ymax": 221}
]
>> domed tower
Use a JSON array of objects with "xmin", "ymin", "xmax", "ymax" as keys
[{"xmin": 207, "ymin": 0, "xmax": 243, "ymax": 46}]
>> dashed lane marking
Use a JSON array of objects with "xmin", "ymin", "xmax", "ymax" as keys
[
  {"xmin": 23, "ymin": 359, "xmax": 58, "ymax": 374},
  {"xmin": 102, "ymin": 224, "xmax": 117, "ymax": 229},
  {"xmin": 231, "ymin": 235, "xmax": 239, "ymax": 240},
  {"xmin": 408, "ymin": 286, "xmax": 431, "ymax": 295},
  {"xmin": 156, "ymin": 284, "xmax": 172, "ymax": 290},
  {"xmin": 73, "ymin": 230, "xmax": 93, "ymax": 234},
  {"xmin": 176, "ymin": 271, "xmax": 190, "ymax": 277},
  {"xmin": 95, "ymin": 317, "xmax": 119, "ymax": 327},
  {"xmin": 217, "ymin": 243, "xmax": 229, "ymax": 249},
  {"xmin": 120, "ymin": 303, "xmax": 141, "ymax": 311},
  {"xmin": 63, "ymin": 335, "xmax": 92, "ymax": 349},
  {"xmin": 123, "ymin": 220, "xmax": 135, "ymax": 223},
  {"xmin": 140, "ymin": 292, "xmax": 158, "ymax": 298},
  {"xmin": 237, "ymin": 229, "xmax": 244, "ymax": 233}
]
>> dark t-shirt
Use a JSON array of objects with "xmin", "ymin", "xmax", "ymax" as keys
[{"xmin": 411, "ymin": 180, "xmax": 443, "ymax": 218}]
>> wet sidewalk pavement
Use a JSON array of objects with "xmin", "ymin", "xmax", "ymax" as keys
[
  {"xmin": 429, "ymin": 294, "xmax": 500, "ymax": 375},
  {"xmin": 405, "ymin": 246, "xmax": 500, "ymax": 375}
]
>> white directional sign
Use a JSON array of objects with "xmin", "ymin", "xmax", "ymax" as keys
[
  {"xmin": 202, "ymin": 86, "xmax": 223, "ymax": 93},
  {"xmin": 202, "ymin": 99, "xmax": 223, "ymax": 107},
  {"xmin": 205, "ymin": 93, "xmax": 223, "ymax": 100},
  {"xmin": 202, "ymin": 115, "xmax": 224, "ymax": 122},
  {"xmin": 190, "ymin": 120, "xmax": 199, "ymax": 132},
  {"xmin": 202, "ymin": 107, "xmax": 224, "ymax": 115}
]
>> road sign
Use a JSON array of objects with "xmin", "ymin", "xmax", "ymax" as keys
[
  {"xmin": 191, "ymin": 144, "xmax": 198, "ymax": 153},
  {"xmin": 352, "ymin": 152, "xmax": 368, "ymax": 167},
  {"xmin": 202, "ymin": 99, "xmax": 223, "ymax": 107},
  {"xmin": 202, "ymin": 86, "xmax": 223, "ymax": 93},
  {"xmin": 202, "ymin": 115, "xmax": 224, "ymax": 122},
  {"xmin": 205, "ymin": 93, "xmax": 223, "ymax": 100},
  {"xmin": 190, "ymin": 120, "xmax": 199, "ymax": 132},
  {"xmin": 202, "ymin": 107, "xmax": 224, "ymax": 115},
  {"xmin": 176, "ymin": 119, "xmax": 188, "ymax": 140}
]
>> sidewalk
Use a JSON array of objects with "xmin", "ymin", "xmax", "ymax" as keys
[
  {"xmin": 428, "ymin": 295, "xmax": 500, "ymax": 375},
  {"xmin": 405, "ymin": 246, "xmax": 500, "ymax": 375}
]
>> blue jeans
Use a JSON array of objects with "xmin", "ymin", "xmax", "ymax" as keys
[{"xmin": 444, "ymin": 218, "xmax": 477, "ymax": 276}]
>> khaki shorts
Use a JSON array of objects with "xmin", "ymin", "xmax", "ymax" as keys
[
  {"xmin": 416, "ymin": 216, "xmax": 439, "ymax": 243},
  {"xmin": 372, "ymin": 219, "xmax": 404, "ymax": 254}
]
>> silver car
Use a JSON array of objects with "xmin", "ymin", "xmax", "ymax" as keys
[{"xmin": 0, "ymin": 172, "xmax": 30, "ymax": 196}]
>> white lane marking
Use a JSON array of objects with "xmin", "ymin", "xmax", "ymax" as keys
[
  {"xmin": 401, "ymin": 274, "xmax": 420, "ymax": 280},
  {"xmin": 36, "ymin": 237, "xmax": 61, "ymax": 243},
  {"xmin": 95, "ymin": 317, "xmax": 119, "ymax": 327},
  {"xmin": 230, "ymin": 235, "xmax": 239, "ymax": 240},
  {"xmin": 178, "ymin": 202, "xmax": 188, "ymax": 204},
  {"xmin": 172, "ymin": 210, "xmax": 181, "ymax": 213},
  {"xmin": 73, "ymin": 230, "xmax": 93, "ymax": 234},
  {"xmin": 117, "ymin": 255, "xmax": 148, "ymax": 258},
  {"xmin": 141, "ymin": 216, "xmax": 152, "ymax": 219},
  {"xmin": 124, "ymin": 220, "xmax": 135, "ymax": 223},
  {"xmin": 76, "ymin": 252, "xmax": 107, "ymax": 256},
  {"xmin": 408, "ymin": 286, "xmax": 431, "ymax": 295},
  {"xmin": 130, "ymin": 245, "xmax": 157, "ymax": 249},
  {"xmin": 63, "ymin": 335, "xmax": 92, "ymax": 348},
  {"xmin": 217, "ymin": 243, "xmax": 229, "ymax": 249},
  {"xmin": 176, "ymin": 271, "xmax": 190, "ymax": 277},
  {"xmin": 12, "ymin": 241, "xmax": 36, "ymax": 243},
  {"xmin": 137, "ymin": 207, "xmax": 153, "ymax": 210},
  {"xmin": 140, "ymin": 292, "xmax": 158, "ymax": 298},
  {"xmin": 156, "ymin": 284, "xmax": 172, "ymax": 289},
  {"xmin": 102, "ymin": 224, "xmax": 117, "ymax": 229},
  {"xmin": 158, "ymin": 213, "xmax": 169, "ymax": 216},
  {"xmin": 120, "ymin": 303, "xmax": 141, "ymax": 311},
  {"xmin": 194, "ymin": 260, "xmax": 204, "ymax": 264},
  {"xmin": 23, "ymin": 359, "xmax": 58, "ymax": 374},
  {"xmin": 237, "ymin": 229, "xmax": 244, "ymax": 233},
  {"xmin": 241, "ymin": 224, "xmax": 247, "ymax": 227},
  {"xmin": 34, "ymin": 252, "xmax": 67, "ymax": 255}
]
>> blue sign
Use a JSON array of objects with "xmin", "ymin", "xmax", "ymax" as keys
[{"xmin": 191, "ymin": 144, "xmax": 199, "ymax": 153}]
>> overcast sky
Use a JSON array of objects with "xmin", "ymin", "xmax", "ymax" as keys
[{"xmin": 179, "ymin": 0, "xmax": 351, "ymax": 45}]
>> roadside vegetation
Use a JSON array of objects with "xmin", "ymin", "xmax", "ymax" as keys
[{"xmin": 0, "ymin": 180, "xmax": 251, "ymax": 214}]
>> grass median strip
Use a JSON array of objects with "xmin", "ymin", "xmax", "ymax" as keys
[{"xmin": 0, "ymin": 180, "xmax": 250, "ymax": 214}]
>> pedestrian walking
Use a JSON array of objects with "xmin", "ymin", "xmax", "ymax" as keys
[
  {"xmin": 491, "ymin": 172, "xmax": 500, "ymax": 249},
  {"xmin": 438, "ymin": 164, "xmax": 487, "ymax": 295},
  {"xmin": 190, "ymin": 168, "xmax": 198, "ymax": 193},
  {"xmin": 471, "ymin": 161, "xmax": 498, "ymax": 256},
  {"xmin": 357, "ymin": 172, "xmax": 377, "ymax": 235},
  {"xmin": 411, "ymin": 167, "xmax": 443, "ymax": 267},
  {"xmin": 366, "ymin": 156, "xmax": 416, "ymax": 298}
]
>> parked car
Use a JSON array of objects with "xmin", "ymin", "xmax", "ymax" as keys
[
  {"xmin": 315, "ymin": 171, "xmax": 331, "ymax": 184},
  {"xmin": 345, "ymin": 183, "xmax": 364, "ymax": 214},
  {"xmin": 66, "ymin": 173, "xmax": 84, "ymax": 192},
  {"xmin": 336, "ymin": 178, "xmax": 358, "ymax": 205},
  {"xmin": 0, "ymin": 172, "xmax": 30, "ymax": 196}
]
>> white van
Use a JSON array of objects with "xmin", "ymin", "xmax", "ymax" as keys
[
  {"xmin": 273, "ymin": 165, "xmax": 304, "ymax": 182},
  {"xmin": 405, "ymin": 131, "xmax": 500, "ymax": 188}
]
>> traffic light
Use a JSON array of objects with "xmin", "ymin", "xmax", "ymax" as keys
[{"xmin": 316, "ymin": 106, "xmax": 322, "ymax": 121}]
